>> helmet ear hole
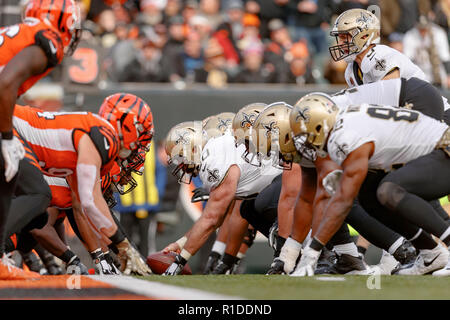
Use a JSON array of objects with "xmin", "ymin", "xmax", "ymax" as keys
[{"xmin": 316, "ymin": 124, "xmax": 322, "ymax": 133}]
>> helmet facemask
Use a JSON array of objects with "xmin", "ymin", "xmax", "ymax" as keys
[{"xmin": 166, "ymin": 122, "xmax": 203, "ymax": 184}]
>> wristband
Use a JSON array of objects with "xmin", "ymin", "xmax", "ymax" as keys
[
  {"xmin": 1, "ymin": 131, "xmax": 13, "ymax": 140},
  {"xmin": 176, "ymin": 236, "xmax": 187, "ymax": 249}
]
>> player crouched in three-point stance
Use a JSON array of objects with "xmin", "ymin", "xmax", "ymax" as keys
[{"xmin": 289, "ymin": 95, "xmax": 450, "ymax": 276}]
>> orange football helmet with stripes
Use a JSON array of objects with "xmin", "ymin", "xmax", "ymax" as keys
[
  {"xmin": 23, "ymin": 0, "xmax": 82, "ymax": 55},
  {"xmin": 99, "ymin": 93, "xmax": 154, "ymax": 162}
]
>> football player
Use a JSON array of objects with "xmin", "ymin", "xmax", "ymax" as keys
[
  {"xmin": 7, "ymin": 93, "xmax": 153, "ymax": 276},
  {"xmin": 329, "ymin": 8, "xmax": 450, "ymax": 124},
  {"xmin": 289, "ymin": 95, "xmax": 450, "ymax": 276},
  {"xmin": 249, "ymin": 102, "xmax": 371, "ymax": 275},
  {"xmin": 162, "ymin": 103, "xmax": 283, "ymax": 275},
  {"xmin": 0, "ymin": 0, "xmax": 81, "ymax": 276}
]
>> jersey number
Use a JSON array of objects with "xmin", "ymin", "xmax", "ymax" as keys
[
  {"xmin": 367, "ymin": 107, "xmax": 419, "ymax": 122},
  {"xmin": 0, "ymin": 25, "xmax": 20, "ymax": 46},
  {"xmin": 68, "ymin": 48, "xmax": 99, "ymax": 84}
]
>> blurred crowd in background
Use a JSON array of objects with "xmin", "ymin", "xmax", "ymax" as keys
[
  {"xmin": 77, "ymin": 0, "xmax": 450, "ymax": 88},
  {"xmin": 2, "ymin": 0, "xmax": 448, "ymax": 88}
]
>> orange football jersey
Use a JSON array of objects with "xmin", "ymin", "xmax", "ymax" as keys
[
  {"xmin": 0, "ymin": 17, "xmax": 64, "ymax": 96},
  {"xmin": 13, "ymin": 105, "xmax": 120, "ymax": 178}
]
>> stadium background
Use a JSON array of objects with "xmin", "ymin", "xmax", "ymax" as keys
[{"xmin": 1, "ymin": 0, "xmax": 450, "ymax": 274}]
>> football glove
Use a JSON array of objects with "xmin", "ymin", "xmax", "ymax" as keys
[
  {"xmin": 322, "ymin": 169, "xmax": 343, "ymax": 196},
  {"xmin": 191, "ymin": 187, "xmax": 209, "ymax": 202},
  {"xmin": 91, "ymin": 250, "xmax": 115, "ymax": 275},
  {"xmin": 116, "ymin": 238, "xmax": 152, "ymax": 276},
  {"xmin": 163, "ymin": 254, "xmax": 187, "ymax": 276},
  {"xmin": 66, "ymin": 256, "xmax": 89, "ymax": 275},
  {"xmin": 203, "ymin": 251, "xmax": 221, "ymax": 274},
  {"xmin": 290, "ymin": 245, "xmax": 321, "ymax": 277},
  {"xmin": 266, "ymin": 257, "xmax": 286, "ymax": 275},
  {"xmin": 1, "ymin": 136, "xmax": 25, "ymax": 182}
]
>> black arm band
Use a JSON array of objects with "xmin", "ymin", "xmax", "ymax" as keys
[
  {"xmin": 310, "ymin": 237, "xmax": 325, "ymax": 251},
  {"xmin": 1, "ymin": 131, "xmax": 13, "ymax": 140}
]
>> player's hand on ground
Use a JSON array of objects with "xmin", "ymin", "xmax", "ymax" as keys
[
  {"xmin": 290, "ymin": 246, "xmax": 321, "ymax": 277},
  {"xmin": 163, "ymin": 254, "xmax": 187, "ymax": 276},
  {"xmin": 117, "ymin": 239, "xmax": 152, "ymax": 276}
]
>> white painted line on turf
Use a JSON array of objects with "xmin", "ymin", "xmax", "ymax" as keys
[
  {"xmin": 90, "ymin": 275, "xmax": 244, "ymax": 300},
  {"xmin": 315, "ymin": 276, "xmax": 346, "ymax": 281}
]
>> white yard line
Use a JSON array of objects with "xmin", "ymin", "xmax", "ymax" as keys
[{"xmin": 90, "ymin": 275, "xmax": 244, "ymax": 300}]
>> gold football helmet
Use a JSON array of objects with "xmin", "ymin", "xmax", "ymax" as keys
[
  {"xmin": 165, "ymin": 121, "xmax": 204, "ymax": 184},
  {"xmin": 290, "ymin": 93, "xmax": 339, "ymax": 161},
  {"xmin": 329, "ymin": 8, "xmax": 380, "ymax": 62},
  {"xmin": 202, "ymin": 112, "xmax": 235, "ymax": 145},
  {"xmin": 252, "ymin": 102, "xmax": 301, "ymax": 169},
  {"xmin": 232, "ymin": 102, "xmax": 267, "ymax": 164}
]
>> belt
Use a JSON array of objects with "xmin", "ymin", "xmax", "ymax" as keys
[{"xmin": 436, "ymin": 128, "xmax": 450, "ymax": 157}]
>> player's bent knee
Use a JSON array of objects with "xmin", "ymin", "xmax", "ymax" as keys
[{"xmin": 377, "ymin": 181, "xmax": 407, "ymax": 211}]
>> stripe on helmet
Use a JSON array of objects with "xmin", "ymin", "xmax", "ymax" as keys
[{"xmin": 58, "ymin": 0, "xmax": 67, "ymax": 31}]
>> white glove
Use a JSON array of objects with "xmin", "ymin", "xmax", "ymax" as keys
[
  {"xmin": 278, "ymin": 239, "xmax": 301, "ymax": 274},
  {"xmin": 117, "ymin": 238, "xmax": 153, "ymax": 276},
  {"xmin": 290, "ymin": 245, "xmax": 321, "ymax": 277},
  {"xmin": 1, "ymin": 136, "xmax": 25, "ymax": 182},
  {"xmin": 322, "ymin": 169, "xmax": 343, "ymax": 196}
]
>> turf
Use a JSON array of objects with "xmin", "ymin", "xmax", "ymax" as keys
[{"xmin": 139, "ymin": 274, "xmax": 450, "ymax": 300}]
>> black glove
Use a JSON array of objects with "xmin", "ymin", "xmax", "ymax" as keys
[
  {"xmin": 66, "ymin": 256, "xmax": 89, "ymax": 275},
  {"xmin": 203, "ymin": 251, "xmax": 221, "ymax": 274},
  {"xmin": 266, "ymin": 257, "xmax": 286, "ymax": 275},
  {"xmin": 163, "ymin": 254, "xmax": 187, "ymax": 276},
  {"xmin": 91, "ymin": 249, "xmax": 115, "ymax": 275},
  {"xmin": 191, "ymin": 187, "xmax": 209, "ymax": 203}
]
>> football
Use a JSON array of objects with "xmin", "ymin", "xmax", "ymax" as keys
[{"xmin": 146, "ymin": 251, "xmax": 192, "ymax": 275}]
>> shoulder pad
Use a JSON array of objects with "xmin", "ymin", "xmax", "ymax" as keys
[
  {"xmin": 34, "ymin": 28, "xmax": 64, "ymax": 69},
  {"xmin": 88, "ymin": 125, "xmax": 120, "ymax": 167}
]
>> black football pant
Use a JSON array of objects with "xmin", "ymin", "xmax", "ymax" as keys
[
  {"xmin": 239, "ymin": 173, "xmax": 354, "ymax": 248},
  {"xmin": 0, "ymin": 138, "xmax": 18, "ymax": 255},
  {"xmin": 5, "ymin": 160, "xmax": 51, "ymax": 241},
  {"xmin": 378, "ymin": 149, "xmax": 450, "ymax": 244}
]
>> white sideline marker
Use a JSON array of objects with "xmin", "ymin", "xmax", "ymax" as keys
[{"xmin": 90, "ymin": 275, "xmax": 244, "ymax": 300}]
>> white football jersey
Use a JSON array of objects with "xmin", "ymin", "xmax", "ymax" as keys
[
  {"xmin": 331, "ymin": 78, "xmax": 402, "ymax": 109},
  {"xmin": 345, "ymin": 45, "xmax": 426, "ymax": 87},
  {"xmin": 200, "ymin": 134, "xmax": 282, "ymax": 199},
  {"xmin": 327, "ymin": 104, "xmax": 448, "ymax": 171},
  {"xmin": 344, "ymin": 45, "xmax": 450, "ymax": 111}
]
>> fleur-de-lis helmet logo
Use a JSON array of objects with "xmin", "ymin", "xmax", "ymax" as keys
[
  {"xmin": 175, "ymin": 130, "xmax": 190, "ymax": 145},
  {"xmin": 295, "ymin": 107, "xmax": 310, "ymax": 123},
  {"xmin": 240, "ymin": 112, "xmax": 256, "ymax": 128},
  {"xmin": 217, "ymin": 117, "xmax": 231, "ymax": 131}
]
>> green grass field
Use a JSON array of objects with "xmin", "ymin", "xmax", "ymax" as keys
[{"xmin": 140, "ymin": 274, "xmax": 450, "ymax": 300}]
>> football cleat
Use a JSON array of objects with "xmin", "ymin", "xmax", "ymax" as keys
[
  {"xmin": 211, "ymin": 261, "xmax": 233, "ymax": 275},
  {"xmin": 394, "ymin": 244, "xmax": 449, "ymax": 275},
  {"xmin": 370, "ymin": 251, "xmax": 400, "ymax": 275},
  {"xmin": 21, "ymin": 251, "xmax": 49, "ymax": 275},
  {"xmin": 0, "ymin": 253, "xmax": 41, "ymax": 280},
  {"xmin": 321, "ymin": 252, "xmax": 370, "ymax": 275},
  {"xmin": 314, "ymin": 247, "xmax": 337, "ymax": 275},
  {"xmin": 203, "ymin": 252, "xmax": 221, "ymax": 275},
  {"xmin": 432, "ymin": 250, "xmax": 450, "ymax": 276},
  {"xmin": 392, "ymin": 239, "xmax": 417, "ymax": 265}
]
